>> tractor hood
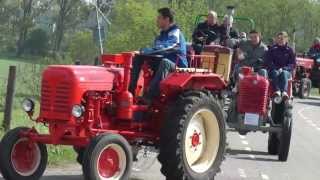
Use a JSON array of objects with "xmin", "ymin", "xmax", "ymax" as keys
[{"xmin": 40, "ymin": 65, "xmax": 114, "ymax": 121}]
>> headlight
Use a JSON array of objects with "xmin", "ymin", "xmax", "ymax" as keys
[
  {"xmin": 22, "ymin": 98, "xmax": 35, "ymax": 112},
  {"xmin": 72, "ymin": 105, "xmax": 84, "ymax": 118},
  {"xmin": 273, "ymin": 96, "xmax": 282, "ymax": 104}
]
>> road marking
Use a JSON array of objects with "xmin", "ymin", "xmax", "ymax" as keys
[
  {"xmin": 242, "ymin": 140, "xmax": 249, "ymax": 145},
  {"xmin": 311, "ymin": 123, "xmax": 317, "ymax": 127},
  {"xmin": 298, "ymin": 107, "xmax": 313, "ymax": 120},
  {"xmin": 239, "ymin": 135, "xmax": 246, "ymax": 139},
  {"xmin": 261, "ymin": 173, "xmax": 270, "ymax": 180},
  {"xmin": 244, "ymin": 147, "xmax": 252, "ymax": 151},
  {"xmin": 306, "ymin": 120, "xmax": 313, "ymax": 123},
  {"xmin": 238, "ymin": 168, "xmax": 247, "ymax": 178}
]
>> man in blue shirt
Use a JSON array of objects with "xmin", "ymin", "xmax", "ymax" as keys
[{"xmin": 129, "ymin": 7, "xmax": 188, "ymax": 104}]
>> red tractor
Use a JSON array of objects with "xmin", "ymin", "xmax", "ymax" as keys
[
  {"xmin": 0, "ymin": 51, "xmax": 228, "ymax": 180},
  {"xmin": 293, "ymin": 57, "xmax": 314, "ymax": 98},
  {"xmin": 226, "ymin": 67, "xmax": 293, "ymax": 161}
]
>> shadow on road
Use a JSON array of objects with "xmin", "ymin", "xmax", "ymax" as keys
[
  {"xmin": 226, "ymin": 148, "xmax": 269, "ymax": 156},
  {"xmin": 233, "ymin": 156, "xmax": 279, "ymax": 162},
  {"xmin": 296, "ymin": 101, "xmax": 320, "ymax": 107},
  {"xmin": 0, "ymin": 176, "xmax": 144, "ymax": 180}
]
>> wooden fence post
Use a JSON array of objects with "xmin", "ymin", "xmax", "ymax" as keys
[{"xmin": 2, "ymin": 66, "xmax": 16, "ymax": 132}]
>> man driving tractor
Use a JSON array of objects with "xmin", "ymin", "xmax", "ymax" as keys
[
  {"xmin": 266, "ymin": 31, "xmax": 296, "ymax": 98},
  {"xmin": 192, "ymin": 10, "xmax": 222, "ymax": 54},
  {"xmin": 129, "ymin": 7, "xmax": 188, "ymax": 104},
  {"xmin": 233, "ymin": 30, "xmax": 268, "ymax": 82}
]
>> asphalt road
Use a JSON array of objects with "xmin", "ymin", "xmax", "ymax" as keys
[{"xmin": 1, "ymin": 97, "xmax": 320, "ymax": 180}]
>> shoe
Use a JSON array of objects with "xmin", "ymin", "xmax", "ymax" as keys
[
  {"xmin": 274, "ymin": 90, "xmax": 281, "ymax": 97},
  {"xmin": 282, "ymin": 91, "xmax": 289, "ymax": 99}
]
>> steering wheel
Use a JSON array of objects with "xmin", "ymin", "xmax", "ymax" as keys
[{"xmin": 197, "ymin": 30, "xmax": 218, "ymax": 44}]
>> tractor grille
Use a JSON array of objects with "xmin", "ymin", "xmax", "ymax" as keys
[
  {"xmin": 40, "ymin": 80, "xmax": 71, "ymax": 118},
  {"xmin": 237, "ymin": 76, "xmax": 269, "ymax": 115}
]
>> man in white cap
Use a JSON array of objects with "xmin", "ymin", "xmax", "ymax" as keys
[{"xmin": 192, "ymin": 10, "xmax": 222, "ymax": 54}]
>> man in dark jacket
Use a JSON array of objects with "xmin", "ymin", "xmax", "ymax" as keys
[
  {"xmin": 192, "ymin": 11, "xmax": 221, "ymax": 54},
  {"xmin": 265, "ymin": 31, "xmax": 296, "ymax": 98},
  {"xmin": 308, "ymin": 37, "xmax": 320, "ymax": 59},
  {"xmin": 233, "ymin": 30, "xmax": 268, "ymax": 82},
  {"xmin": 129, "ymin": 7, "xmax": 187, "ymax": 104}
]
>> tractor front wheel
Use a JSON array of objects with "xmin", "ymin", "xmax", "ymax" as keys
[
  {"xmin": 158, "ymin": 91, "xmax": 226, "ymax": 180},
  {"xmin": 278, "ymin": 114, "xmax": 293, "ymax": 161},
  {"xmin": 0, "ymin": 127, "xmax": 48, "ymax": 180},
  {"xmin": 267, "ymin": 133, "xmax": 279, "ymax": 155},
  {"xmin": 82, "ymin": 133, "xmax": 132, "ymax": 180}
]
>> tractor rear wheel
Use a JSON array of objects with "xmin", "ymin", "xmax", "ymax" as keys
[
  {"xmin": 158, "ymin": 91, "xmax": 226, "ymax": 180},
  {"xmin": 0, "ymin": 127, "xmax": 48, "ymax": 180},
  {"xmin": 82, "ymin": 133, "xmax": 132, "ymax": 180}
]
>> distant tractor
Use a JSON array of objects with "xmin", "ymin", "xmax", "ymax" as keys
[
  {"xmin": 0, "ymin": 50, "xmax": 228, "ymax": 180},
  {"xmin": 226, "ymin": 66, "xmax": 293, "ymax": 161},
  {"xmin": 293, "ymin": 57, "xmax": 313, "ymax": 99}
]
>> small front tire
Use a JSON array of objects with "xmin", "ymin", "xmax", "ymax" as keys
[{"xmin": 0, "ymin": 127, "xmax": 48, "ymax": 180}]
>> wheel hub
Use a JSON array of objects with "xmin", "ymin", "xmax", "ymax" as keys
[
  {"xmin": 98, "ymin": 148, "xmax": 120, "ymax": 178},
  {"xmin": 184, "ymin": 109, "xmax": 220, "ymax": 173},
  {"xmin": 11, "ymin": 138, "xmax": 41, "ymax": 176},
  {"xmin": 191, "ymin": 131, "xmax": 201, "ymax": 149}
]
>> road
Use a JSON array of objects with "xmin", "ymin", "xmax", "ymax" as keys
[{"xmin": 1, "ymin": 97, "xmax": 320, "ymax": 180}]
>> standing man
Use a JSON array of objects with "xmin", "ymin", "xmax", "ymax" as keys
[
  {"xmin": 192, "ymin": 11, "xmax": 221, "ymax": 54},
  {"xmin": 129, "ymin": 7, "xmax": 187, "ymax": 104},
  {"xmin": 266, "ymin": 31, "xmax": 296, "ymax": 98}
]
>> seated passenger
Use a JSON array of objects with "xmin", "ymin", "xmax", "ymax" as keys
[
  {"xmin": 308, "ymin": 37, "xmax": 320, "ymax": 59},
  {"xmin": 192, "ymin": 11, "xmax": 221, "ymax": 54},
  {"xmin": 266, "ymin": 31, "xmax": 296, "ymax": 98},
  {"xmin": 233, "ymin": 30, "xmax": 268, "ymax": 82},
  {"xmin": 129, "ymin": 7, "xmax": 188, "ymax": 104},
  {"xmin": 220, "ymin": 15, "xmax": 239, "ymax": 47}
]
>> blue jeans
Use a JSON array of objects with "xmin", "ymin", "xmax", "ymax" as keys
[
  {"xmin": 233, "ymin": 64, "xmax": 268, "ymax": 82},
  {"xmin": 269, "ymin": 70, "xmax": 292, "ymax": 92},
  {"xmin": 129, "ymin": 56, "xmax": 175, "ymax": 100}
]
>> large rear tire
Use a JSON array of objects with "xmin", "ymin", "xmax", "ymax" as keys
[
  {"xmin": 158, "ymin": 91, "xmax": 226, "ymax": 180},
  {"xmin": 0, "ymin": 127, "xmax": 48, "ymax": 180},
  {"xmin": 82, "ymin": 133, "xmax": 132, "ymax": 180}
]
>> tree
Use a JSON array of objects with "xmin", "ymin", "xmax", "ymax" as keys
[
  {"xmin": 53, "ymin": 0, "xmax": 83, "ymax": 52},
  {"xmin": 25, "ymin": 28, "xmax": 49, "ymax": 55}
]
